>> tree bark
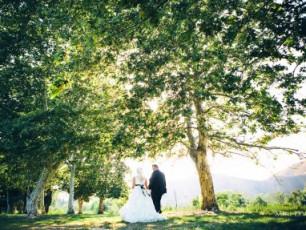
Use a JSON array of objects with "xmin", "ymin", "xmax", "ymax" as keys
[
  {"xmin": 194, "ymin": 149, "xmax": 218, "ymax": 211},
  {"xmin": 186, "ymin": 100, "xmax": 219, "ymax": 211},
  {"xmin": 25, "ymin": 186, "xmax": 30, "ymax": 214},
  {"xmin": 40, "ymin": 189, "xmax": 46, "ymax": 214},
  {"xmin": 26, "ymin": 167, "xmax": 55, "ymax": 218},
  {"xmin": 67, "ymin": 163, "xmax": 76, "ymax": 214},
  {"xmin": 78, "ymin": 197, "xmax": 83, "ymax": 214},
  {"xmin": 6, "ymin": 190, "xmax": 11, "ymax": 214},
  {"xmin": 98, "ymin": 197, "xmax": 104, "ymax": 214}
]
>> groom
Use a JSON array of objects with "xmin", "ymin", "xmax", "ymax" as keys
[{"xmin": 149, "ymin": 164, "xmax": 167, "ymax": 213}]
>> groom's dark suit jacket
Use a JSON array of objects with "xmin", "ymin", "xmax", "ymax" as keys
[{"xmin": 149, "ymin": 170, "xmax": 167, "ymax": 195}]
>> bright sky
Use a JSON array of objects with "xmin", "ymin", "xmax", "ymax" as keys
[{"xmin": 125, "ymin": 132, "xmax": 305, "ymax": 183}]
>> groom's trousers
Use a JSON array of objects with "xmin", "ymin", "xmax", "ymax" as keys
[{"xmin": 151, "ymin": 192, "xmax": 162, "ymax": 213}]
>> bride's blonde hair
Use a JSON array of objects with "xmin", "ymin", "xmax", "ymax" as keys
[{"xmin": 136, "ymin": 168, "xmax": 144, "ymax": 179}]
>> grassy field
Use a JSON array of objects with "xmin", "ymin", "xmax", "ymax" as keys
[{"xmin": 0, "ymin": 211, "xmax": 305, "ymax": 230}]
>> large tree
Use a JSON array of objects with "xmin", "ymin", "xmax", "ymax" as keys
[
  {"xmin": 118, "ymin": 0, "xmax": 306, "ymax": 210},
  {"xmin": 0, "ymin": 0, "xmax": 131, "ymax": 218}
]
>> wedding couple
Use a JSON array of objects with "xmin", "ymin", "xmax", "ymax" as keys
[{"xmin": 120, "ymin": 164, "xmax": 167, "ymax": 223}]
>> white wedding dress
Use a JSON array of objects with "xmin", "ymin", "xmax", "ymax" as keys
[{"xmin": 120, "ymin": 175, "xmax": 166, "ymax": 223}]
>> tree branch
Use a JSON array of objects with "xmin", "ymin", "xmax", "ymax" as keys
[{"xmin": 211, "ymin": 136, "xmax": 305, "ymax": 159}]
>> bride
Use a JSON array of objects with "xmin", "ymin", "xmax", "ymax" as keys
[{"xmin": 120, "ymin": 168, "xmax": 166, "ymax": 223}]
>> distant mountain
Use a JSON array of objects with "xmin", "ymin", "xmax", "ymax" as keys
[
  {"xmin": 162, "ymin": 160, "xmax": 306, "ymax": 207},
  {"xmin": 276, "ymin": 160, "xmax": 306, "ymax": 177},
  {"xmin": 213, "ymin": 174, "xmax": 306, "ymax": 196}
]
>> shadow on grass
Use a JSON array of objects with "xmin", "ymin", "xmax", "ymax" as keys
[
  {"xmin": 0, "ymin": 213, "xmax": 116, "ymax": 229},
  {"xmin": 0, "ymin": 212, "xmax": 305, "ymax": 230},
  {"xmin": 115, "ymin": 213, "xmax": 306, "ymax": 230}
]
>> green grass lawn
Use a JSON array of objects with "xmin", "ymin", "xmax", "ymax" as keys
[{"xmin": 0, "ymin": 211, "xmax": 305, "ymax": 230}]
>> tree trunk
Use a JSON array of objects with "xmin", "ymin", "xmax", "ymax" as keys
[
  {"xmin": 40, "ymin": 189, "xmax": 46, "ymax": 214},
  {"xmin": 26, "ymin": 168, "xmax": 54, "ymax": 218},
  {"xmin": 25, "ymin": 186, "xmax": 30, "ymax": 214},
  {"xmin": 78, "ymin": 197, "xmax": 83, "ymax": 214},
  {"xmin": 98, "ymin": 197, "xmax": 104, "ymax": 214},
  {"xmin": 174, "ymin": 190, "xmax": 177, "ymax": 210},
  {"xmin": 186, "ymin": 100, "xmax": 219, "ymax": 211},
  {"xmin": 26, "ymin": 78, "xmax": 51, "ymax": 218},
  {"xmin": 6, "ymin": 190, "xmax": 11, "ymax": 214},
  {"xmin": 195, "ymin": 149, "xmax": 218, "ymax": 211},
  {"xmin": 67, "ymin": 163, "xmax": 76, "ymax": 214}
]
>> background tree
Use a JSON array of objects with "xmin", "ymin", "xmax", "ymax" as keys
[
  {"xmin": 94, "ymin": 157, "xmax": 128, "ymax": 214},
  {"xmin": 67, "ymin": 154, "xmax": 128, "ymax": 215},
  {"xmin": 73, "ymin": 163, "xmax": 97, "ymax": 215}
]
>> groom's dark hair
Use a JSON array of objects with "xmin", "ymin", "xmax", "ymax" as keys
[{"xmin": 152, "ymin": 164, "xmax": 158, "ymax": 168}]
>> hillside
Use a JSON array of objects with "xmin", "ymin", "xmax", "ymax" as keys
[
  {"xmin": 276, "ymin": 160, "xmax": 306, "ymax": 177},
  {"xmin": 162, "ymin": 160, "xmax": 306, "ymax": 207}
]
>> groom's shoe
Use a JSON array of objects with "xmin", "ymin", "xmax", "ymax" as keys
[{"xmin": 158, "ymin": 210, "xmax": 162, "ymax": 214}]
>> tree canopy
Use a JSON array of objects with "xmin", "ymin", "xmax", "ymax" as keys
[
  {"xmin": 0, "ymin": 0, "xmax": 305, "ymax": 216},
  {"xmin": 116, "ymin": 0, "xmax": 306, "ymax": 209}
]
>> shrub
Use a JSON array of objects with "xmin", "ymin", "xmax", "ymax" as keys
[
  {"xmin": 215, "ymin": 192, "xmax": 246, "ymax": 210},
  {"xmin": 285, "ymin": 190, "xmax": 306, "ymax": 207},
  {"xmin": 191, "ymin": 196, "xmax": 201, "ymax": 209},
  {"xmin": 216, "ymin": 192, "xmax": 229, "ymax": 208},
  {"xmin": 252, "ymin": 196, "xmax": 268, "ymax": 207},
  {"xmin": 228, "ymin": 193, "xmax": 246, "ymax": 209}
]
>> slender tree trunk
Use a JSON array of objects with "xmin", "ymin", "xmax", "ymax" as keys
[
  {"xmin": 174, "ymin": 190, "xmax": 177, "ymax": 210},
  {"xmin": 40, "ymin": 189, "xmax": 46, "ymax": 214},
  {"xmin": 67, "ymin": 163, "xmax": 76, "ymax": 214},
  {"xmin": 25, "ymin": 186, "xmax": 30, "ymax": 214},
  {"xmin": 26, "ymin": 168, "xmax": 55, "ymax": 218},
  {"xmin": 98, "ymin": 197, "xmax": 104, "ymax": 214},
  {"xmin": 41, "ymin": 78, "xmax": 47, "ymax": 215},
  {"xmin": 78, "ymin": 197, "xmax": 83, "ymax": 214},
  {"xmin": 6, "ymin": 190, "xmax": 11, "ymax": 214},
  {"xmin": 186, "ymin": 101, "xmax": 219, "ymax": 211}
]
